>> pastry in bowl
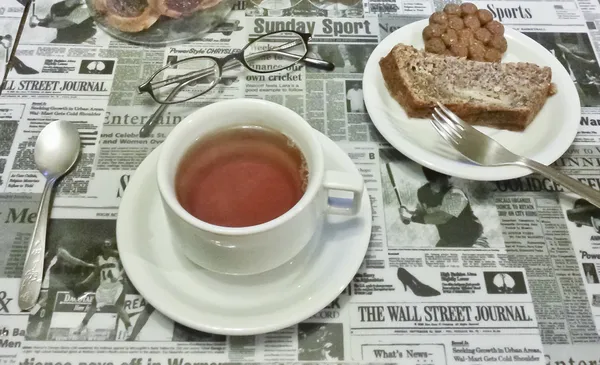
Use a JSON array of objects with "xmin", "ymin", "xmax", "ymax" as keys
[{"xmin": 94, "ymin": 0, "xmax": 161, "ymax": 32}]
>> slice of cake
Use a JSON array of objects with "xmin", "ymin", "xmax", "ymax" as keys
[{"xmin": 379, "ymin": 44, "xmax": 555, "ymax": 131}]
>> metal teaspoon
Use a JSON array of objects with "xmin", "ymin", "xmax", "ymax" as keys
[{"xmin": 18, "ymin": 120, "xmax": 81, "ymax": 311}]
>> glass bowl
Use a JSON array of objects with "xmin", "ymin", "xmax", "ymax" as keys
[{"xmin": 85, "ymin": 0, "xmax": 235, "ymax": 46}]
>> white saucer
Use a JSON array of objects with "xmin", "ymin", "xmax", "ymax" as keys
[
  {"xmin": 116, "ymin": 130, "xmax": 372, "ymax": 335},
  {"xmin": 363, "ymin": 19, "xmax": 580, "ymax": 181}
]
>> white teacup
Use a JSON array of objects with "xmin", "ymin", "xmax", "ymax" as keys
[{"xmin": 156, "ymin": 98, "xmax": 364, "ymax": 275}]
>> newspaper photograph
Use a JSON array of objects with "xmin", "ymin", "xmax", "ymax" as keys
[
  {"xmin": 561, "ymin": 193, "xmax": 600, "ymax": 333},
  {"xmin": 19, "ymin": 0, "xmax": 112, "ymax": 47},
  {"xmin": 380, "ymin": 148, "xmax": 504, "ymax": 250}
]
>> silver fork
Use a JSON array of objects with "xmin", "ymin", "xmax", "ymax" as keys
[{"xmin": 430, "ymin": 102, "xmax": 600, "ymax": 208}]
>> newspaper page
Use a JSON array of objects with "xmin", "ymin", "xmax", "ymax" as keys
[
  {"xmin": 245, "ymin": 15, "xmax": 382, "ymax": 142},
  {"xmin": 0, "ymin": 56, "xmax": 113, "ymax": 208},
  {"xmin": 0, "ymin": 0, "xmax": 600, "ymax": 364}
]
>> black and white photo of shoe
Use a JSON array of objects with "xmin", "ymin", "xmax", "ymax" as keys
[
  {"xmin": 397, "ymin": 268, "xmax": 440, "ymax": 297},
  {"xmin": 11, "ymin": 56, "xmax": 40, "ymax": 74}
]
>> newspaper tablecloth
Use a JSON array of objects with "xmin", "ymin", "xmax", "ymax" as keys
[{"xmin": 0, "ymin": 0, "xmax": 599, "ymax": 364}]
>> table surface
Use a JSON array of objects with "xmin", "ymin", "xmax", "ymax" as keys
[{"xmin": 0, "ymin": 0, "xmax": 599, "ymax": 364}]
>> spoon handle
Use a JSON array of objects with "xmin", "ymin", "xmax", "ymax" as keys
[{"xmin": 19, "ymin": 179, "xmax": 55, "ymax": 310}]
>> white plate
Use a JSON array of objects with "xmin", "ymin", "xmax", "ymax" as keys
[
  {"xmin": 363, "ymin": 19, "xmax": 580, "ymax": 181},
  {"xmin": 116, "ymin": 131, "xmax": 372, "ymax": 335}
]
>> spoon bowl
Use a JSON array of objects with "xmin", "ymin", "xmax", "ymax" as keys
[{"xmin": 35, "ymin": 120, "xmax": 81, "ymax": 179}]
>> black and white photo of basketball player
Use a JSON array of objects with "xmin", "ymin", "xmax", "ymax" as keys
[
  {"xmin": 582, "ymin": 263, "xmax": 599, "ymax": 284},
  {"xmin": 298, "ymin": 323, "xmax": 344, "ymax": 361},
  {"xmin": 523, "ymin": 32, "xmax": 600, "ymax": 107},
  {"xmin": 32, "ymin": 249, "xmax": 96, "ymax": 313},
  {"xmin": 483, "ymin": 271, "xmax": 528, "ymax": 294},
  {"xmin": 26, "ymin": 248, "xmax": 96, "ymax": 340},
  {"xmin": 25, "ymin": 219, "xmax": 154, "ymax": 341},
  {"xmin": 22, "ymin": 0, "xmax": 99, "ymax": 45},
  {"xmin": 380, "ymin": 149, "xmax": 504, "ymax": 249},
  {"xmin": 73, "ymin": 238, "xmax": 132, "ymax": 338},
  {"xmin": 345, "ymin": 81, "xmax": 365, "ymax": 113}
]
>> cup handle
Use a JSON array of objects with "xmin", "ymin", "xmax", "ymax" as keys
[{"xmin": 323, "ymin": 170, "xmax": 364, "ymax": 216}]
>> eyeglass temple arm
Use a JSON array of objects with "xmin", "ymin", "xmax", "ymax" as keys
[
  {"xmin": 139, "ymin": 83, "xmax": 185, "ymax": 138},
  {"xmin": 303, "ymin": 56, "xmax": 334, "ymax": 70},
  {"xmin": 148, "ymin": 67, "xmax": 215, "ymax": 90}
]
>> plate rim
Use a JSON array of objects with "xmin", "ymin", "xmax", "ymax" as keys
[
  {"xmin": 363, "ymin": 18, "xmax": 581, "ymax": 181},
  {"xmin": 116, "ymin": 131, "xmax": 372, "ymax": 335}
]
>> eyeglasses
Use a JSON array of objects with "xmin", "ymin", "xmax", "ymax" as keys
[{"xmin": 138, "ymin": 31, "xmax": 334, "ymax": 105}]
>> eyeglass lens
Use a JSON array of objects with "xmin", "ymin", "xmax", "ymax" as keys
[{"xmin": 244, "ymin": 31, "xmax": 307, "ymax": 72}]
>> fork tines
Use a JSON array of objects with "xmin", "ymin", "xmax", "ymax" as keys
[{"xmin": 430, "ymin": 103, "xmax": 465, "ymax": 145}]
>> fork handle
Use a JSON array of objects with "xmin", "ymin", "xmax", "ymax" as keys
[{"xmin": 517, "ymin": 158, "xmax": 600, "ymax": 208}]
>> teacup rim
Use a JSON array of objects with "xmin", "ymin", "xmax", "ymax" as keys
[{"xmin": 156, "ymin": 98, "xmax": 325, "ymax": 236}]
